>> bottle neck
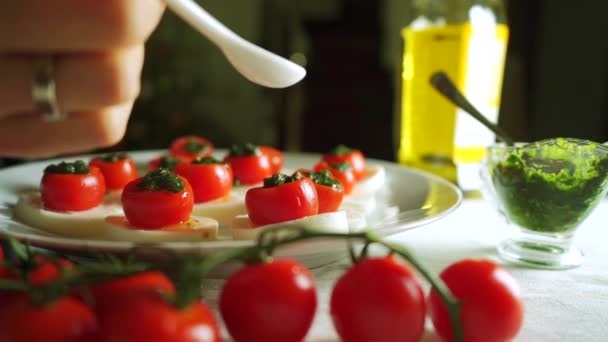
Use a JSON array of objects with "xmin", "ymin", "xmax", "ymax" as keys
[{"xmin": 411, "ymin": 0, "xmax": 506, "ymax": 25}]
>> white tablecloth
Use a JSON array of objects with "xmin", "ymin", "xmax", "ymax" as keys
[{"xmin": 203, "ymin": 198, "xmax": 608, "ymax": 341}]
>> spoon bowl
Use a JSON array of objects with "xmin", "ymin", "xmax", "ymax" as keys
[{"xmin": 165, "ymin": 0, "xmax": 306, "ymax": 88}]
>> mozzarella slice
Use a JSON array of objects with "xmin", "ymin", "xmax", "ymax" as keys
[
  {"xmin": 230, "ymin": 211, "xmax": 349, "ymax": 240},
  {"xmin": 13, "ymin": 192, "xmax": 123, "ymax": 239},
  {"xmin": 350, "ymin": 166, "xmax": 386, "ymax": 199},
  {"xmin": 340, "ymin": 196, "xmax": 377, "ymax": 216},
  {"xmin": 104, "ymin": 215, "xmax": 218, "ymax": 243},
  {"xmin": 192, "ymin": 194, "xmax": 246, "ymax": 226}
]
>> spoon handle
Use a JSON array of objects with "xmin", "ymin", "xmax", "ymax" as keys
[
  {"xmin": 430, "ymin": 71, "xmax": 515, "ymax": 146},
  {"xmin": 165, "ymin": 0, "xmax": 239, "ymax": 46}
]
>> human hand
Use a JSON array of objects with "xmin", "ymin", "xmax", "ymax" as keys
[{"xmin": 0, "ymin": 1, "xmax": 166, "ymax": 158}]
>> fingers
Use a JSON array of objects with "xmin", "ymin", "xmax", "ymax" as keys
[
  {"xmin": 0, "ymin": 0, "xmax": 166, "ymax": 51},
  {"xmin": 0, "ymin": 102, "xmax": 134, "ymax": 159},
  {"xmin": 0, "ymin": 46, "xmax": 144, "ymax": 116}
]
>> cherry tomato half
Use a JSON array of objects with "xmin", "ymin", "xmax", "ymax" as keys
[
  {"xmin": 41, "ymin": 161, "xmax": 106, "ymax": 212},
  {"xmin": 323, "ymin": 144, "xmax": 367, "ymax": 180},
  {"xmin": 0, "ymin": 293, "xmax": 98, "ymax": 342},
  {"xmin": 225, "ymin": 143, "xmax": 273, "ymax": 185},
  {"xmin": 296, "ymin": 169, "xmax": 344, "ymax": 213},
  {"xmin": 89, "ymin": 153, "xmax": 137, "ymax": 191},
  {"xmin": 220, "ymin": 259, "xmax": 317, "ymax": 342},
  {"xmin": 245, "ymin": 175, "xmax": 318, "ymax": 226},
  {"xmin": 174, "ymin": 158, "xmax": 233, "ymax": 203},
  {"xmin": 122, "ymin": 170, "xmax": 194, "ymax": 229},
  {"xmin": 259, "ymin": 146, "xmax": 285, "ymax": 174},
  {"xmin": 330, "ymin": 256, "xmax": 426, "ymax": 342},
  {"xmin": 314, "ymin": 161, "xmax": 356, "ymax": 195},
  {"xmin": 97, "ymin": 291, "xmax": 221, "ymax": 342},
  {"xmin": 170, "ymin": 135, "xmax": 214, "ymax": 161},
  {"xmin": 148, "ymin": 155, "xmax": 185, "ymax": 172},
  {"xmin": 429, "ymin": 259, "xmax": 524, "ymax": 342}
]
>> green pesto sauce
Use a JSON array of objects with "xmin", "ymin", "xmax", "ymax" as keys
[
  {"xmin": 492, "ymin": 139, "xmax": 608, "ymax": 234},
  {"xmin": 138, "ymin": 168, "xmax": 184, "ymax": 193},
  {"xmin": 44, "ymin": 160, "xmax": 89, "ymax": 174}
]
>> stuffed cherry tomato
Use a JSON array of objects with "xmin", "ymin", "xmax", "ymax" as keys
[
  {"xmin": 224, "ymin": 143, "xmax": 273, "ymax": 185},
  {"xmin": 122, "ymin": 169, "xmax": 194, "ymax": 229},
  {"xmin": 174, "ymin": 157, "xmax": 233, "ymax": 203},
  {"xmin": 245, "ymin": 173, "xmax": 318, "ymax": 226},
  {"xmin": 259, "ymin": 146, "xmax": 285, "ymax": 174},
  {"xmin": 170, "ymin": 135, "xmax": 214, "ymax": 161},
  {"xmin": 297, "ymin": 170, "xmax": 344, "ymax": 213},
  {"xmin": 314, "ymin": 161, "xmax": 356, "ymax": 195},
  {"xmin": 148, "ymin": 155, "xmax": 184, "ymax": 172},
  {"xmin": 323, "ymin": 144, "xmax": 366, "ymax": 180},
  {"xmin": 89, "ymin": 153, "xmax": 137, "ymax": 191},
  {"xmin": 40, "ymin": 161, "xmax": 106, "ymax": 212}
]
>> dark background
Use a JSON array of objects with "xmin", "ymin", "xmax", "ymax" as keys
[{"xmin": 3, "ymin": 0, "xmax": 608, "ymax": 167}]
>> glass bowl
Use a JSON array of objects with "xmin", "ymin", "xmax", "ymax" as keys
[{"xmin": 480, "ymin": 138, "xmax": 608, "ymax": 269}]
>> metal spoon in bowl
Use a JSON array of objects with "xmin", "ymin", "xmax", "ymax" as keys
[
  {"xmin": 430, "ymin": 71, "xmax": 515, "ymax": 146},
  {"xmin": 165, "ymin": 0, "xmax": 306, "ymax": 88}
]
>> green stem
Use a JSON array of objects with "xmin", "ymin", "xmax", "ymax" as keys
[
  {"xmin": 202, "ymin": 226, "xmax": 463, "ymax": 341},
  {"xmin": 0, "ymin": 279, "xmax": 29, "ymax": 291}
]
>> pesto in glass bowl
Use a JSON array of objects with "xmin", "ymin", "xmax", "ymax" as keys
[{"xmin": 482, "ymin": 138, "xmax": 608, "ymax": 269}]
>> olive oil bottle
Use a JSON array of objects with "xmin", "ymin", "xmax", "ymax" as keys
[{"xmin": 398, "ymin": 0, "xmax": 508, "ymax": 190}]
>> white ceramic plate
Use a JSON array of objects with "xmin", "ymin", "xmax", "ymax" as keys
[{"xmin": 0, "ymin": 151, "xmax": 462, "ymax": 268}]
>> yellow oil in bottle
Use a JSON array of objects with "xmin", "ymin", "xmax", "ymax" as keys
[{"xmin": 398, "ymin": 22, "xmax": 508, "ymax": 188}]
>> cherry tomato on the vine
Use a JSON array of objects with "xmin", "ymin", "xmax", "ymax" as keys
[
  {"xmin": 224, "ymin": 143, "xmax": 273, "ymax": 185},
  {"xmin": 89, "ymin": 153, "xmax": 137, "ymax": 191},
  {"xmin": 122, "ymin": 169, "xmax": 194, "ymax": 229},
  {"xmin": 90, "ymin": 271, "xmax": 176, "ymax": 310},
  {"xmin": 330, "ymin": 256, "xmax": 426, "ymax": 342},
  {"xmin": 428, "ymin": 259, "xmax": 524, "ymax": 342},
  {"xmin": 314, "ymin": 161, "xmax": 356, "ymax": 195},
  {"xmin": 170, "ymin": 135, "xmax": 215, "ymax": 161},
  {"xmin": 174, "ymin": 157, "xmax": 233, "ymax": 203},
  {"xmin": 322, "ymin": 144, "xmax": 367, "ymax": 180},
  {"xmin": 97, "ymin": 290, "xmax": 221, "ymax": 342},
  {"xmin": 41, "ymin": 161, "xmax": 105, "ymax": 212},
  {"xmin": 245, "ymin": 173, "xmax": 318, "ymax": 226},
  {"xmin": 0, "ymin": 293, "xmax": 98, "ymax": 342},
  {"xmin": 259, "ymin": 146, "xmax": 285, "ymax": 174},
  {"xmin": 220, "ymin": 259, "xmax": 317, "ymax": 342}
]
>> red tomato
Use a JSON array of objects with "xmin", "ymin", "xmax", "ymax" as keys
[
  {"xmin": 220, "ymin": 259, "xmax": 317, "ymax": 342},
  {"xmin": 296, "ymin": 169, "xmax": 344, "ymax": 213},
  {"xmin": 90, "ymin": 271, "xmax": 176, "ymax": 312},
  {"xmin": 122, "ymin": 171, "xmax": 194, "ymax": 229},
  {"xmin": 322, "ymin": 145, "xmax": 366, "ymax": 180},
  {"xmin": 314, "ymin": 161, "xmax": 356, "ymax": 195},
  {"xmin": 41, "ymin": 162, "xmax": 105, "ymax": 212},
  {"xmin": 428, "ymin": 259, "xmax": 524, "ymax": 342},
  {"xmin": 245, "ymin": 176, "xmax": 318, "ymax": 226},
  {"xmin": 330, "ymin": 256, "xmax": 426, "ymax": 342},
  {"xmin": 174, "ymin": 159, "xmax": 233, "ymax": 203},
  {"xmin": 148, "ymin": 155, "xmax": 185, "ymax": 171},
  {"xmin": 224, "ymin": 144, "xmax": 273, "ymax": 185},
  {"xmin": 0, "ymin": 293, "xmax": 98, "ymax": 342},
  {"xmin": 170, "ymin": 135, "xmax": 214, "ymax": 161},
  {"xmin": 89, "ymin": 154, "xmax": 137, "ymax": 191},
  {"xmin": 97, "ymin": 291, "xmax": 221, "ymax": 342},
  {"xmin": 259, "ymin": 146, "xmax": 285, "ymax": 174},
  {"xmin": 28, "ymin": 257, "xmax": 73, "ymax": 286}
]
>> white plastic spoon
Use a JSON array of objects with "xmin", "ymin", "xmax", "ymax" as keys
[{"xmin": 165, "ymin": 0, "xmax": 306, "ymax": 88}]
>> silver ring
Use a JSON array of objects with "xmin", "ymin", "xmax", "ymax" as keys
[{"xmin": 32, "ymin": 56, "xmax": 66, "ymax": 122}]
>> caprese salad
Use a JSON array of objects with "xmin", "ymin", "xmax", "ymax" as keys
[{"xmin": 12, "ymin": 136, "xmax": 387, "ymax": 243}]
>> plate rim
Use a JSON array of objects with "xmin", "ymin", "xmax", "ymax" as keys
[{"xmin": 0, "ymin": 149, "xmax": 463, "ymax": 254}]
